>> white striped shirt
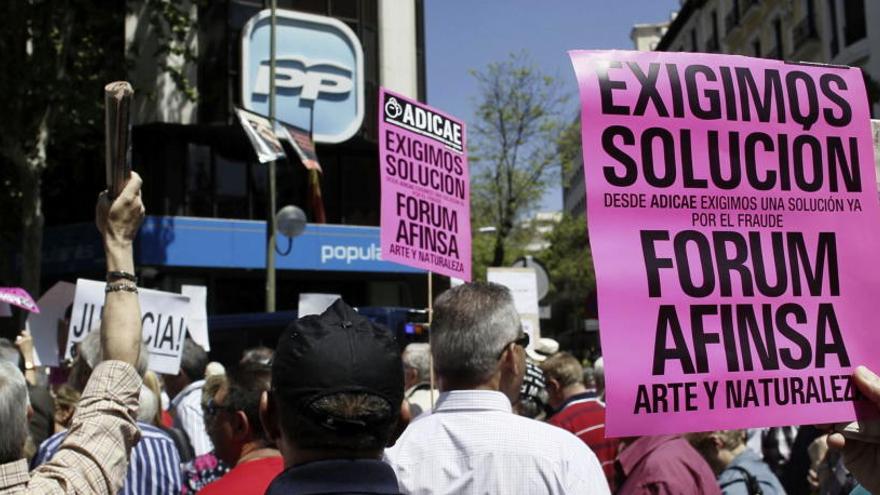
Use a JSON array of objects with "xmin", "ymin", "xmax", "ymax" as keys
[
  {"xmin": 34, "ymin": 422, "xmax": 182, "ymax": 495},
  {"xmin": 170, "ymin": 380, "xmax": 214, "ymax": 457},
  {"xmin": 385, "ymin": 390, "xmax": 611, "ymax": 495}
]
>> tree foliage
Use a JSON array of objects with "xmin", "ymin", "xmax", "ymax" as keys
[
  {"xmin": 0, "ymin": 2, "xmax": 126, "ymax": 305},
  {"xmin": 540, "ymin": 213, "xmax": 595, "ymax": 318},
  {"xmin": 469, "ymin": 52, "xmax": 571, "ymax": 272},
  {"xmin": 0, "ymin": 1, "xmax": 198, "ymax": 328}
]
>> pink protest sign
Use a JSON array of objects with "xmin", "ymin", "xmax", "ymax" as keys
[
  {"xmin": 379, "ymin": 88, "xmax": 471, "ymax": 280},
  {"xmin": 570, "ymin": 50, "xmax": 880, "ymax": 437},
  {"xmin": 0, "ymin": 287, "xmax": 40, "ymax": 313}
]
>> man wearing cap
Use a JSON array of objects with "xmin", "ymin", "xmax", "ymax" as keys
[
  {"xmin": 525, "ymin": 337, "xmax": 559, "ymax": 363},
  {"xmin": 259, "ymin": 299, "xmax": 404, "ymax": 494},
  {"xmin": 385, "ymin": 282, "xmax": 610, "ymax": 494}
]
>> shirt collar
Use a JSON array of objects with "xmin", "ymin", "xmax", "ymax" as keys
[
  {"xmin": 559, "ymin": 391, "xmax": 598, "ymax": 409},
  {"xmin": 170, "ymin": 379, "xmax": 205, "ymax": 408},
  {"xmin": 729, "ymin": 448, "xmax": 762, "ymax": 468},
  {"xmin": 0, "ymin": 459, "xmax": 30, "ymax": 490},
  {"xmin": 265, "ymin": 459, "xmax": 399, "ymax": 495},
  {"xmin": 617, "ymin": 435, "xmax": 681, "ymax": 476},
  {"xmin": 433, "ymin": 390, "xmax": 512, "ymax": 413}
]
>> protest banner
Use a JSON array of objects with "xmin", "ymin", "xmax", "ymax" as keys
[
  {"xmin": 67, "ymin": 279, "xmax": 191, "ymax": 374},
  {"xmin": 236, "ymin": 107, "xmax": 285, "ymax": 163},
  {"xmin": 379, "ymin": 88, "xmax": 471, "ymax": 280},
  {"xmin": 181, "ymin": 285, "xmax": 210, "ymax": 351},
  {"xmin": 26, "ymin": 281, "xmax": 76, "ymax": 367},
  {"xmin": 487, "ymin": 267, "xmax": 541, "ymax": 347},
  {"xmin": 0, "ymin": 288, "xmax": 39, "ymax": 313},
  {"xmin": 570, "ymin": 50, "xmax": 880, "ymax": 436},
  {"xmin": 298, "ymin": 293, "xmax": 341, "ymax": 317}
]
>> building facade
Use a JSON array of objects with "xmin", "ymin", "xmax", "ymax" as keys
[
  {"xmin": 652, "ymin": 0, "xmax": 879, "ymax": 116},
  {"xmin": 42, "ymin": 0, "xmax": 431, "ymax": 316}
]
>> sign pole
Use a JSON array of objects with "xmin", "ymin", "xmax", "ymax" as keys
[
  {"xmin": 428, "ymin": 271, "xmax": 436, "ymax": 411},
  {"xmin": 265, "ymin": 0, "xmax": 278, "ymax": 312}
]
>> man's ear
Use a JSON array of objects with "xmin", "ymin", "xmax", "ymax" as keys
[
  {"xmin": 233, "ymin": 410, "xmax": 250, "ymax": 438},
  {"xmin": 260, "ymin": 390, "xmax": 281, "ymax": 442},
  {"xmin": 546, "ymin": 377, "xmax": 560, "ymax": 395}
]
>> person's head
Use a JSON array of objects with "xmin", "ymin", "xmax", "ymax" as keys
[
  {"xmin": 260, "ymin": 299, "xmax": 404, "ymax": 467},
  {"xmin": 142, "ymin": 371, "xmax": 165, "ymax": 427},
  {"xmin": 137, "ymin": 385, "xmax": 159, "ymax": 425},
  {"xmin": 69, "ymin": 329, "xmax": 148, "ymax": 392},
  {"xmin": 241, "ymin": 346, "xmax": 274, "ymax": 366},
  {"xmin": 207, "ymin": 361, "xmax": 273, "ymax": 466},
  {"xmin": 593, "ymin": 356, "xmax": 605, "ymax": 399},
  {"xmin": 0, "ymin": 338, "xmax": 20, "ymax": 368},
  {"xmin": 430, "ymin": 282, "xmax": 526, "ymax": 401},
  {"xmin": 53, "ymin": 384, "xmax": 81, "ymax": 429},
  {"xmin": 540, "ymin": 352, "xmax": 587, "ymax": 410},
  {"xmin": 401, "ymin": 343, "xmax": 431, "ymax": 390},
  {"xmin": 687, "ymin": 429, "xmax": 748, "ymax": 474},
  {"xmin": 0, "ymin": 361, "xmax": 29, "ymax": 463},
  {"xmin": 164, "ymin": 336, "xmax": 208, "ymax": 399}
]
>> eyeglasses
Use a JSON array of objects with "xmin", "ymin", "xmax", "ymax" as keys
[
  {"xmin": 498, "ymin": 332, "xmax": 530, "ymax": 359},
  {"xmin": 203, "ymin": 398, "xmax": 235, "ymax": 419}
]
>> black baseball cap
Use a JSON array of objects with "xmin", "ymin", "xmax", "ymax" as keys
[{"xmin": 271, "ymin": 299, "xmax": 404, "ymax": 432}]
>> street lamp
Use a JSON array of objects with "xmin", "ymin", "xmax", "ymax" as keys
[{"xmin": 276, "ymin": 205, "xmax": 307, "ymax": 256}]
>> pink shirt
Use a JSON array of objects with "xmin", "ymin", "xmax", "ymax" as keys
[{"xmin": 617, "ymin": 435, "xmax": 721, "ymax": 495}]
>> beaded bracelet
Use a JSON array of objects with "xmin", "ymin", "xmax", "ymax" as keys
[
  {"xmin": 105, "ymin": 282, "xmax": 138, "ymax": 293},
  {"xmin": 107, "ymin": 270, "xmax": 138, "ymax": 283}
]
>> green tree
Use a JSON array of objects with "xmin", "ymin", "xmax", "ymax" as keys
[
  {"xmin": 540, "ymin": 213, "xmax": 595, "ymax": 330},
  {"xmin": 470, "ymin": 52, "xmax": 571, "ymax": 273},
  {"xmin": 0, "ymin": 1, "xmax": 198, "ymax": 318},
  {"xmin": 0, "ymin": 2, "xmax": 127, "ymax": 304}
]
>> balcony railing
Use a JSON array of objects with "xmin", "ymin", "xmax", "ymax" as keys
[
  {"xmin": 725, "ymin": 8, "xmax": 740, "ymax": 34},
  {"xmin": 792, "ymin": 17, "xmax": 819, "ymax": 48},
  {"xmin": 705, "ymin": 36, "xmax": 720, "ymax": 52},
  {"xmin": 765, "ymin": 45, "xmax": 783, "ymax": 60}
]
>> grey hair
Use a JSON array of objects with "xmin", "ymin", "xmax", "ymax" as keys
[
  {"xmin": 0, "ymin": 362, "xmax": 29, "ymax": 463},
  {"xmin": 138, "ymin": 385, "xmax": 159, "ymax": 424},
  {"xmin": 80, "ymin": 330, "xmax": 149, "ymax": 377},
  {"xmin": 402, "ymin": 343, "xmax": 431, "ymax": 383},
  {"xmin": 431, "ymin": 282, "xmax": 521, "ymax": 383},
  {"xmin": 0, "ymin": 338, "xmax": 20, "ymax": 367}
]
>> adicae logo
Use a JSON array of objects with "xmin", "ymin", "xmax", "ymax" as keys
[{"xmin": 385, "ymin": 97, "xmax": 403, "ymax": 119}]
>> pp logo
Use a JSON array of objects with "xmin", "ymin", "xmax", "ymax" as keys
[
  {"xmin": 253, "ymin": 56, "xmax": 352, "ymax": 101},
  {"xmin": 385, "ymin": 97, "xmax": 403, "ymax": 119}
]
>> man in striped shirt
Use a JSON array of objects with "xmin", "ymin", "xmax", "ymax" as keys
[
  {"xmin": 33, "ymin": 420, "xmax": 182, "ymax": 495},
  {"xmin": 542, "ymin": 352, "xmax": 620, "ymax": 489},
  {"xmin": 33, "ymin": 329, "xmax": 182, "ymax": 494}
]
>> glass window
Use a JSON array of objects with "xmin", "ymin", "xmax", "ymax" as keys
[{"xmin": 843, "ymin": 0, "xmax": 866, "ymax": 45}]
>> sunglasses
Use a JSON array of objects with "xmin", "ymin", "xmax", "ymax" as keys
[
  {"xmin": 498, "ymin": 332, "xmax": 530, "ymax": 359},
  {"xmin": 203, "ymin": 398, "xmax": 235, "ymax": 419}
]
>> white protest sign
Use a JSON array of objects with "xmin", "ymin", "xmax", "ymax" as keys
[
  {"xmin": 298, "ymin": 293, "xmax": 341, "ymax": 317},
  {"xmin": 181, "ymin": 285, "xmax": 210, "ymax": 351},
  {"xmin": 26, "ymin": 281, "xmax": 76, "ymax": 367},
  {"xmin": 487, "ymin": 267, "xmax": 541, "ymax": 344},
  {"xmin": 67, "ymin": 279, "xmax": 191, "ymax": 374}
]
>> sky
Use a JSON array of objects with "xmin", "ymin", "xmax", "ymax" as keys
[{"xmin": 424, "ymin": 0, "xmax": 679, "ymax": 212}]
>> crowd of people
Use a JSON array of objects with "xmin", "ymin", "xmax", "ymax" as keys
[{"xmin": 2, "ymin": 177, "xmax": 880, "ymax": 495}]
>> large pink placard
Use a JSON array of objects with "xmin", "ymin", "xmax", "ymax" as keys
[
  {"xmin": 570, "ymin": 50, "xmax": 880, "ymax": 436},
  {"xmin": 379, "ymin": 88, "xmax": 471, "ymax": 280}
]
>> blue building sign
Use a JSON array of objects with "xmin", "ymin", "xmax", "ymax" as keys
[
  {"xmin": 44, "ymin": 217, "xmax": 421, "ymax": 275},
  {"xmin": 240, "ymin": 9, "xmax": 364, "ymax": 143}
]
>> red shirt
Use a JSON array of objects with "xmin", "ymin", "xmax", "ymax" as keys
[
  {"xmin": 617, "ymin": 435, "xmax": 721, "ymax": 495},
  {"xmin": 547, "ymin": 393, "xmax": 619, "ymax": 489},
  {"xmin": 198, "ymin": 456, "xmax": 284, "ymax": 495}
]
